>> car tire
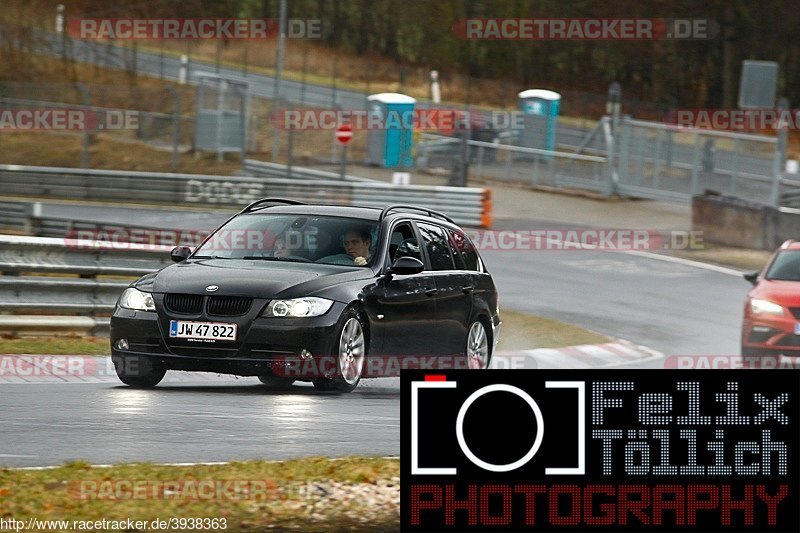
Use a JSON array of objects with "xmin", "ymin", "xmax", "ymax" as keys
[
  {"xmin": 313, "ymin": 307, "xmax": 367, "ymax": 393},
  {"xmin": 257, "ymin": 375, "xmax": 295, "ymax": 389},
  {"xmin": 466, "ymin": 319, "xmax": 491, "ymax": 369},
  {"xmin": 113, "ymin": 354, "xmax": 166, "ymax": 388}
]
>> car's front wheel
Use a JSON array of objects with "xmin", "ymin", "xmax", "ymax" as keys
[
  {"xmin": 467, "ymin": 320, "xmax": 491, "ymax": 369},
  {"xmin": 313, "ymin": 308, "xmax": 367, "ymax": 393},
  {"xmin": 113, "ymin": 354, "xmax": 166, "ymax": 388}
]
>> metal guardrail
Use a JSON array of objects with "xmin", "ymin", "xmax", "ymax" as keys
[
  {"xmin": 0, "ymin": 235, "xmax": 172, "ymax": 277},
  {"xmin": 243, "ymin": 159, "xmax": 375, "ymax": 183},
  {"xmin": 0, "ymin": 202, "xmax": 29, "ymax": 231},
  {"xmin": 0, "ymin": 235, "xmax": 171, "ymax": 335},
  {"xmin": 0, "ymin": 163, "xmax": 492, "ymax": 228}
]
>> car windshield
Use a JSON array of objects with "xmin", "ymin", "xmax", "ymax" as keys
[
  {"xmin": 192, "ymin": 214, "xmax": 379, "ymax": 267},
  {"xmin": 765, "ymin": 250, "xmax": 800, "ymax": 281}
]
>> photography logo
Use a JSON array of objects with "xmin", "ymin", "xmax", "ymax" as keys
[{"xmin": 400, "ymin": 370, "xmax": 799, "ymax": 531}]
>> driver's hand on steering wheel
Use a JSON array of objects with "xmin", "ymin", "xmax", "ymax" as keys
[{"xmin": 354, "ymin": 256, "xmax": 367, "ymax": 266}]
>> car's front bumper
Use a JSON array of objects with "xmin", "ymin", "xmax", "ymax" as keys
[
  {"xmin": 741, "ymin": 315, "xmax": 800, "ymax": 355},
  {"xmin": 110, "ymin": 302, "xmax": 348, "ymax": 378}
]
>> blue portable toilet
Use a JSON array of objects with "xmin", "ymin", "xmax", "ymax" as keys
[
  {"xmin": 366, "ymin": 93, "xmax": 416, "ymax": 168},
  {"xmin": 517, "ymin": 89, "xmax": 560, "ymax": 152}
]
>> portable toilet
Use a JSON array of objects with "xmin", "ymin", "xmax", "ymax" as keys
[
  {"xmin": 366, "ymin": 93, "xmax": 416, "ymax": 168},
  {"xmin": 517, "ymin": 89, "xmax": 560, "ymax": 152}
]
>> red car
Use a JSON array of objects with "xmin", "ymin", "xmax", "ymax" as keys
[{"xmin": 741, "ymin": 240, "xmax": 800, "ymax": 356}]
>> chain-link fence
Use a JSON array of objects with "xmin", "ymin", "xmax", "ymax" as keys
[
  {"xmin": 0, "ymin": 18, "xmax": 790, "ymax": 206},
  {"xmin": 0, "ymin": 82, "xmax": 194, "ymax": 170},
  {"xmin": 616, "ymin": 118, "xmax": 780, "ymax": 204}
]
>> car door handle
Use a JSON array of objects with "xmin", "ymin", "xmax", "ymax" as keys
[
  {"xmin": 462, "ymin": 285, "xmax": 474, "ymax": 294},
  {"xmin": 424, "ymin": 288, "xmax": 438, "ymax": 297}
]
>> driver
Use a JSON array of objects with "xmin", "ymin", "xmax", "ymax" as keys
[
  {"xmin": 342, "ymin": 228, "xmax": 372, "ymax": 266},
  {"xmin": 316, "ymin": 226, "xmax": 373, "ymax": 266}
]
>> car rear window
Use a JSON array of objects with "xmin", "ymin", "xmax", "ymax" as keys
[
  {"xmin": 448, "ymin": 229, "xmax": 482, "ymax": 271},
  {"xmin": 766, "ymin": 250, "xmax": 800, "ymax": 281},
  {"xmin": 417, "ymin": 223, "xmax": 455, "ymax": 271}
]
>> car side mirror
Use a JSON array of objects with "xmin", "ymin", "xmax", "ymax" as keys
[
  {"xmin": 743, "ymin": 271, "xmax": 759, "ymax": 285},
  {"xmin": 388, "ymin": 256, "xmax": 424, "ymax": 275},
  {"xmin": 171, "ymin": 246, "xmax": 192, "ymax": 263}
]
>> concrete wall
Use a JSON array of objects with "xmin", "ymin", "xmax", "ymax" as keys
[{"xmin": 693, "ymin": 193, "xmax": 800, "ymax": 250}]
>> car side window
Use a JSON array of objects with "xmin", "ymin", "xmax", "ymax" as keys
[
  {"xmin": 389, "ymin": 222, "xmax": 422, "ymax": 263},
  {"xmin": 417, "ymin": 223, "xmax": 455, "ymax": 271},
  {"xmin": 448, "ymin": 230, "xmax": 482, "ymax": 271}
]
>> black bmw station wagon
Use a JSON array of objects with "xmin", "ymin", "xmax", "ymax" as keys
[{"xmin": 110, "ymin": 199, "xmax": 500, "ymax": 392}]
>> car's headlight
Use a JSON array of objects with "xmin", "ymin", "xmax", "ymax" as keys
[
  {"xmin": 262, "ymin": 297, "xmax": 334, "ymax": 318},
  {"xmin": 750, "ymin": 298, "xmax": 785, "ymax": 316},
  {"xmin": 119, "ymin": 288, "xmax": 156, "ymax": 312}
]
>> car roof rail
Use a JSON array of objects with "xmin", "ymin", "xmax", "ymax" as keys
[
  {"xmin": 379, "ymin": 205, "xmax": 455, "ymax": 224},
  {"xmin": 239, "ymin": 198, "xmax": 307, "ymax": 214}
]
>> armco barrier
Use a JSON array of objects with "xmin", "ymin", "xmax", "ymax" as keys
[
  {"xmin": 0, "ymin": 235, "xmax": 171, "ymax": 335},
  {"xmin": 0, "ymin": 163, "xmax": 492, "ymax": 228}
]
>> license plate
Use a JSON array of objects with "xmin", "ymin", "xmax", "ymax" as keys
[{"xmin": 169, "ymin": 320, "xmax": 237, "ymax": 341}]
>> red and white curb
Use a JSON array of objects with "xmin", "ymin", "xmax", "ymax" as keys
[{"xmin": 492, "ymin": 340, "xmax": 663, "ymax": 369}]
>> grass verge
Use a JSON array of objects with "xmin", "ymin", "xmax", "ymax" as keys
[
  {"xmin": 666, "ymin": 245, "xmax": 771, "ymax": 272},
  {"xmin": 0, "ymin": 336, "xmax": 110, "ymax": 355},
  {"xmin": 496, "ymin": 310, "xmax": 610, "ymax": 350},
  {"xmin": 0, "ymin": 132, "xmax": 241, "ymax": 175},
  {"xmin": 0, "ymin": 457, "xmax": 400, "ymax": 532}
]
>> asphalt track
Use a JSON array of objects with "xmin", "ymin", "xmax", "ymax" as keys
[
  {"xmin": 0, "ymin": 204, "xmax": 748, "ymax": 467},
  {"xmin": 0, "ymin": 380, "xmax": 400, "ymax": 468}
]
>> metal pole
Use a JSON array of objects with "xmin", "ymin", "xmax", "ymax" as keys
[
  {"xmin": 772, "ymin": 97, "xmax": 790, "ymax": 206},
  {"xmin": 366, "ymin": 61, "xmax": 372, "ymax": 97},
  {"xmin": 460, "ymin": 129, "xmax": 469, "ymax": 186},
  {"xmin": 332, "ymin": 54, "xmax": 338, "ymax": 106},
  {"xmin": 186, "ymin": 42, "xmax": 192, "ymax": 83},
  {"xmin": 75, "ymin": 83, "xmax": 90, "ymax": 168},
  {"xmin": 300, "ymin": 45, "xmax": 308, "ymax": 105},
  {"xmin": 340, "ymin": 144, "xmax": 348, "ymax": 181},
  {"xmin": 271, "ymin": 0, "xmax": 287, "ymax": 162},
  {"xmin": 166, "ymin": 87, "xmax": 180, "ymax": 172},
  {"xmin": 57, "ymin": 4, "xmax": 66, "ymax": 59},
  {"xmin": 240, "ymin": 85, "xmax": 247, "ymax": 165},
  {"xmin": 217, "ymin": 81, "xmax": 225, "ymax": 162},
  {"xmin": 287, "ymin": 104, "xmax": 294, "ymax": 176}
]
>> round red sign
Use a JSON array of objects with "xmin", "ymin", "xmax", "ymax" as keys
[{"xmin": 335, "ymin": 124, "xmax": 353, "ymax": 144}]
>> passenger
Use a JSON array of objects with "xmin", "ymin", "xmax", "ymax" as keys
[{"xmin": 272, "ymin": 237, "xmax": 289, "ymax": 258}]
